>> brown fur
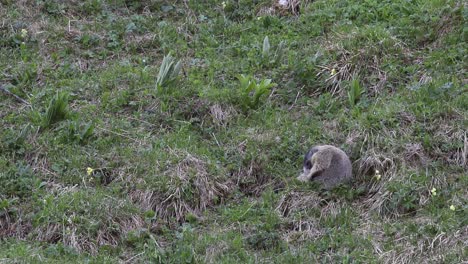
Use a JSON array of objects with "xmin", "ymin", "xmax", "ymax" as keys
[{"xmin": 297, "ymin": 145, "xmax": 353, "ymax": 189}]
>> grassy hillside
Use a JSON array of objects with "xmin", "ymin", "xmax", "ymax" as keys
[{"xmin": 0, "ymin": 0, "xmax": 466, "ymax": 263}]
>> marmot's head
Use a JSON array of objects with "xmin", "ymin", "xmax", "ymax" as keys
[{"xmin": 302, "ymin": 146, "xmax": 319, "ymax": 175}]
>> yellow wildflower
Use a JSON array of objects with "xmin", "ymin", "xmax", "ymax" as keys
[
  {"xmin": 87, "ymin": 167, "xmax": 94, "ymax": 176},
  {"xmin": 431, "ymin": 188, "xmax": 437, "ymax": 196},
  {"xmin": 449, "ymin": 205, "xmax": 455, "ymax": 211},
  {"xmin": 331, "ymin": 68, "xmax": 337, "ymax": 75}
]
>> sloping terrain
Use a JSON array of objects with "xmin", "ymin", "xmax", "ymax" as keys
[{"xmin": 0, "ymin": 0, "xmax": 466, "ymax": 263}]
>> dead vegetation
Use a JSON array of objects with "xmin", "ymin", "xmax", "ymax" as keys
[
  {"xmin": 0, "ymin": 213, "xmax": 31, "ymax": 239},
  {"xmin": 380, "ymin": 225, "xmax": 468, "ymax": 264},
  {"xmin": 1, "ymin": 191, "xmax": 146, "ymax": 254},
  {"xmin": 234, "ymin": 157, "xmax": 286, "ymax": 197},
  {"xmin": 317, "ymin": 29, "xmax": 409, "ymax": 96},
  {"xmin": 130, "ymin": 154, "xmax": 233, "ymax": 222},
  {"xmin": 209, "ymin": 103, "xmax": 237, "ymax": 127},
  {"xmin": 277, "ymin": 191, "xmax": 323, "ymax": 243}
]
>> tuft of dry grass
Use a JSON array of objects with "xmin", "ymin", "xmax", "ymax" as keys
[
  {"xmin": 432, "ymin": 126, "xmax": 467, "ymax": 167},
  {"xmin": 403, "ymin": 143, "xmax": 428, "ymax": 167},
  {"xmin": 31, "ymin": 215, "xmax": 143, "ymax": 255},
  {"xmin": 176, "ymin": 97, "xmax": 212, "ymax": 124},
  {"xmin": 0, "ymin": 212, "xmax": 31, "ymax": 239},
  {"xmin": 356, "ymin": 152, "xmax": 396, "ymax": 180},
  {"xmin": 209, "ymin": 103, "xmax": 237, "ymax": 127},
  {"xmin": 235, "ymin": 157, "xmax": 285, "ymax": 196},
  {"xmin": 316, "ymin": 28, "xmax": 410, "ymax": 96},
  {"xmin": 276, "ymin": 191, "xmax": 323, "ymax": 243},
  {"xmin": 380, "ymin": 225, "xmax": 468, "ymax": 264},
  {"xmin": 1, "ymin": 191, "xmax": 146, "ymax": 255},
  {"xmin": 130, "ymin": 154, "xmax": 233, "ymax": 222},
  {"xmin": 276, "ymin": 191, "xmax": 321, "ymax": 217}
]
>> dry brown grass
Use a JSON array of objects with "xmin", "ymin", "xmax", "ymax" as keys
[
  {"xmin": 0, "ymin": 212, "xmax": 31, "ymax": 239},
  {"xmin": 130, "ymin": 153, "xmax": 233, "ymax": 222},
  {"xmin": 1, "ymin": 193, "xmax": 146, "ymax": 255},
  {"xmin": 276, "ymin": 191, "xmax": 323, "ymax": 243},
  {"xmin": 209, "ymin": 103, "xmax": 237, "ymax": 127},
  {"xmin": 235, "ymin": 156, "xmax": 285, "ymax": 196},
  {"xmin": 275, "ymin": 177, "xmax": 466, "ymax": 262},
  {"xmin": 29, "ymin": 214, "xmax": 145, "ymax": 254},
  {"xmin": 432, "ymin": 125, "xmax": 467, "ymax": 168},
  {"xmin": 277, "ymin": 191, "xmax": 321, "ymax": 217},
  {"xmin": 356, "ymin": 151, "xmax": 396, "ymax": 180},
  {"xmin": 317, "ymin": 29, "xmax": 410, "ymax": 96},
  {"xmin": 380, "ymin": 225, "xmax": 467, "ymax": 264},
  {"xmin": 403, "ymin": 143, "xmax": 428, "ymax": 167}
]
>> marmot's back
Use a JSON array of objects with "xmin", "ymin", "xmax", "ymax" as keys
[{"xmin": 313, "ymin": 145, "xmax": 352, "ymax": 189}]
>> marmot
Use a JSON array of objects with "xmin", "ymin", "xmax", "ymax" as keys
[{"xmin": 297, "ymin": 145, "xmax": 353, "ymax": 189}]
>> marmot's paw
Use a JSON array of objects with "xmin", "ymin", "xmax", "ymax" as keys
[{"xmin": 297, "ymin": 174, "xmax": 308, "ymax": 182}]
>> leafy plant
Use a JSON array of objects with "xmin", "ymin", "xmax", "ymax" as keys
[
  {"xmin": 64, "ymin": 120, "xmax": 95, "ymax": 144},
  {"xmin": 348, "ymin": 78, "xmax": 364, "ymax": 107},
  {"xmin": 385, "ymin": 182, "xmax": 420, "ymax": 217},
  {"xmin": 261, "ymin": 36, "xmax": 286, "ymax": 67},
  {"xmin": 156, "ymin": 53, "xmax": 182, "ymax": 94},
  {"xmin": 41, "ymin": 91, "xmax": 70, "ymax": 129},
  {"xmin": 246, "ymin": 231, "xmax": 283, "ymax": 251},
  {"xmin": 222, "ymin": 0, "xmax": 257, "ymax": 21},
  {"xmin": 262, "ymin": 36, "xmax": 271, "ymax": 59},
  {"xmin": 237, "ymin": 74, "xmax": 275, "ymax": 111},
  {"xmin": 0, "ymin": 161, "xmax": 38, "ymax": 198},
  {"xmin": 3, "ymin": 124, "xmax": 31, "ymax": 150},
  {"xmin": 13, "ymin": 63, "xmax": 37, "ymax": 85}
]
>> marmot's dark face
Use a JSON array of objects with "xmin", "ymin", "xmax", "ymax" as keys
[{"xmin": 303, "ymin": 147, "xmax": 319, "ymax": 174}]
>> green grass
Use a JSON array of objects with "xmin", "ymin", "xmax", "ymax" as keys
[{"xmin": 0, "ymin": 0, "xmax": 466, "ymax": 263}]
